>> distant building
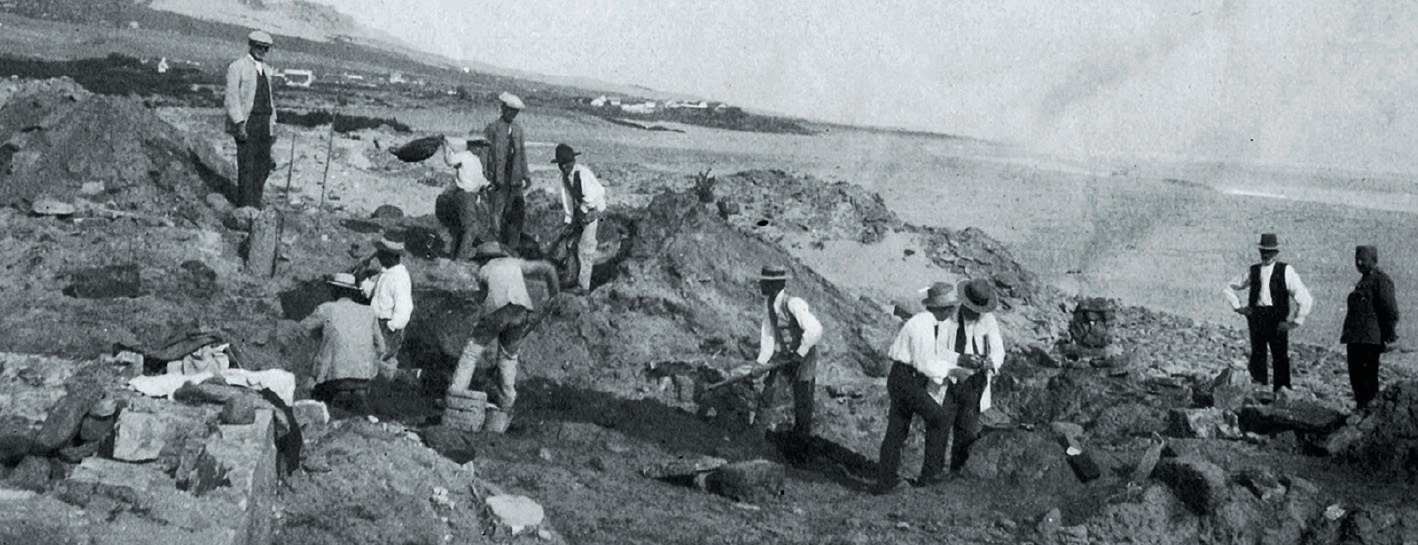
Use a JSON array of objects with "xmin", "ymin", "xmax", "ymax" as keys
[
  {"xmin": 620, "ymin": 101, "xmax": 657, "ymax": 114},
  {"xmin": 389, "ymin": 72, "xmax": 406, "ymax": 84},
  {"xmin": 667, "ymin": 100, "xmax": 708, "ymax": 109},
  {"xmin": 590, "ymin": 95, "xmax": 609, "ymax": 107},
  {"xmin": 156, "ymin": 57, "xmax": 169, "ymax": 74},
  {"xmin": 281, "ymin": 69, "xmax": 315, "ymax": 88}
]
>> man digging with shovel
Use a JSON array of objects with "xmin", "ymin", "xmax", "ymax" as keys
[
  {"xmin": 445, "ymin": 242, "xmax": 559, "ymax": 433},
  {"xmin": 746, "ymin": 265, "xmax": 823, "ymax": 443}
]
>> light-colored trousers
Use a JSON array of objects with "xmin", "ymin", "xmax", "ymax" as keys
[
  {"xmin": 446, "ymin": 305, "xmax": 529, "ymax": 409},
  {"xmin": 576, "ymin": 218, "xmax": 599, "ymax": 291}
]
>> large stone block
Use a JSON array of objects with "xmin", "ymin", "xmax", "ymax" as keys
[
  {"xmin": 1152, "ymin": 456, "xmax": 1228, "ymax": 516},
  {"xmin": 706, "ymin": 460, "xmax": 785, "ymax": 503},
  {"xmin": 1166, "ymin": 408, "xmax": 1241, "ymax": 439},
  {"xmin": 112, "ymin": 411, "xmax": 169, "ymax": 462},
  {"xmin": 963, "ymin": 430, "xmax": 1070, "ymax": 485},
  {"xmin": 485, "ymin": 495, "xmax": 545, "ymax": 536},
  {"xmin": 35, "ymin": 387, "xmax": 103, "ymax": 452},
  {"xmin": 291, "ymin": 400, "xmax": 329, "ymax": 429},
  {"xmin": 1239, "ymin": 400, "xmax": 1346, "ymax": 434}
]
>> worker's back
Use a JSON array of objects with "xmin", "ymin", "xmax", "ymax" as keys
[{"xmin": 480, "ymin": 257, "xmax": 533, "ymax": 313}]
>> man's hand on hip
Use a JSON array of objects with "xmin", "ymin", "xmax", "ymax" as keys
[
  {"xmin": 1278, "ymin": 319, "xmax": 1299, "ymax": 332},
  {"xmin": 234, "ymin": 121, "xmax": 248, "ymax": 143},
  {"xmin": 1234, "ymin": 307, "xmax": 1252, "ymax": 317}
]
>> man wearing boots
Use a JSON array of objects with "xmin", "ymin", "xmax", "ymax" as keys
[
  {"xmin": 752, "ymin": 265, "xmax": 823, "ymax": 440},
  {"xmin": 1223, "ymin": 233, "xmax": 1314, "ymax": 395},
  {"xmin": 1342, "ymin": 245, "xmax": 1399, "ymax": 410},
  {"xmin": 445, "ymin": 242, "xmax": 559, "ymax": 430}
]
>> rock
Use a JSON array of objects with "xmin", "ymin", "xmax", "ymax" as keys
[
  {"xmin": 79, "ymin": 181, "xmax": 105, "ymax": 195},
  {"xmin": 641, "ymin": 454, "xmax": 728, "ymax": 479},
  {"xmin": 537, "ymin": 448, "xmax": 554, "ymax": 462},
  {"xmin": 179, "ymin": 260, "xmax": 217, "ymax": 294},
  {"xmin": 35, "ymin": 387, "xmax": 104, "ymax": 452},
  {"xmin": 1165, "ymin": 408, "xmax": 1241, "ymax": 439},
  {"xmin": 1318, "ymin": 425, "xmax": 1363, "ymax": 457},
  {"xmin": 1066, "ymin": 450, "xmax": 1102, "ymax": 483},
  {"xmin": 225, "ymin": 206, "xmax": 259, "ymax": 231},
  {"xmin": 1037, "ymin": 507, "xmax": 1062, "ymax": 539},
  {"xmin": 205, "ymin": 192, "xmax": 233, "ymax": 213},
  {"xmin": 1152, "ymin": 456, "xmax": 1228, "ymax": 516},
  {"xmin": 1234, "ymin": 466, "xmax": 1285, "ymax": 502},
  {"xmin": 7, "ymin": 456, "xmax": 52, "ymax": 492},
  {"xmin": 244, "ymin": 208, "xmax": 281, "ymax": 276},
  {"xmin": 706, "ymin": 460, "xmax": 785, "ymax": 503},
  {"xmin": 220, "ymin": 395, "xmax": 257, "ymax": 425},
  {"xmin": 1049, "ymin": 422, "xmax": 1085, "ymax": 449},
  {"xmin": 0, "ymin": 434, "xmax": 36, "ymax": 465},
  {"xmin": 78, "ymin": 411, "xmax": 118, "ymax": 444},
  {"xmin": 962, "ymin": 430, "xmax": 1070, "ymax": 485},
  {"xmin": 371, "ymin": 205, "xmax": 404, "ymax": 219},
  {"xmin": 1086, "ymin": 484, "xmax": 1200, "ymax": 545},
  {"xmin": 1238, "ymin": 400, "xmax": 1346, "ymax": 434},
  {"xmin": 485, "ymin": 495, "xmax": 545, "ymax": 536},
  {"xmin": 291, "ymin": 400, "xmax": 330, "ymax": 429},
  {"xmin": 421, "ymin": 425, "xmax": 476, "ymax": 464},
  {"xmin": 62, "ymin": 264, "xmax": 142, "ymax": 299},
  {"xmin": 112, "ymin": 411, "xmax": 169, "ymax": 462},
  {"xmin": 31, "ymin": 198, "xmax": 76, "ymax": 216}
]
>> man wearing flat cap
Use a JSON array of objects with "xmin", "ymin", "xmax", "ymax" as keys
[
  {"xmin": 1223, "ymin": 233, "xmax": 1314, "ymax": 394},
  {"xmin": 553, "ymin": 143, "xmax": 606, "ymax": 294},
  {"xmin": 302, "ymin": 272, "xmax": 386, "ymax": 414},
  {"xmin": 752, "ymin": 265, "xmax": 823, "ymax": 440},
  {"xmin": 481, "ymin": 92, "xmax": 530, "ymax": 251},
  {"xmin": 1342, "ymin": 245, "xmax": 1399, "ymax": 410},
  {"xmin": 224, "ymin": 29, "xmax": 278, "ymax": 209},
  {"xmin": 359, "ymin": 234, "xmax": 414, "ymax": 372},
  {"xmin": 446, "ymin": 241, "xmax": 559, "ymax": 429}
]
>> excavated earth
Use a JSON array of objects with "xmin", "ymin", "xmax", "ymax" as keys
[{"xmin": 1, "ymin": 79, "xmax": 1417, "ymax": 544}]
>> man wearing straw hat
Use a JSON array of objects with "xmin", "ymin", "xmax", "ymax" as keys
[
  {"xmin": 1223, "ymin": 233, "xmax": 1314, "ymax": 394},
  {"xmin": 481, "ymin": 92, "xmax": 529, "ymax": 251},
  {"xmin": 752, "ymin": 265, "xmax": 823, "ymax": 440},
  {"xmin": 446, "ymin": 242, "xmax": 559, "ymax": 431},
  {"xmin": 302, "ymin": 272, "xmax": 386, "ymax": 414},
  {"xmin": 940, "ymin": 278, "xmax": 1005, "ymax": 474},
  {"xmin": 224, "ymin": 29, "xmax": 278, "ymax": 209},
  {"xmin": 875, "ymin": 281, "xmax": 960, "ymax": 494},
  {"xmin": 359, "ymin": 234, "xmax": 414, "ymax": 371}
]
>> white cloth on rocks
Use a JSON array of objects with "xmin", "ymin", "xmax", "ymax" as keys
[{"xmin": 127, "ymin": 368, "xmax": 296, "ymax": 406}]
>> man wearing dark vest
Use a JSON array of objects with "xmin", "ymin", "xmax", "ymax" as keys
[
  {"xmin": 1341, "ymin": 245, "xmax": 1399, "ymax": 410},
  {"xmin": 224, "ymin": 30, "xmax": 278, "ymax": 209},
  {"xmin": 481, "ymin": 92, "xmax": 529, "ymax": 251},
  {"xmin": 1224, "ymin": 233, "xmax": 1314, "ymax": 393},
  {"xmin": 753, "ymin": 265, "xmax": 823, "ymax": 440}
]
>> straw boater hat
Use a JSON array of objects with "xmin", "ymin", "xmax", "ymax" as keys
[
  {"xmin": 248, "ymin": 30, "xmax": 274, "ymax": 47},
  {"xmin": 498, "ymin": 92, "xmax": 525, "ymax": 110},
  {"xmin": 374, "ymin": 235, "xmax": 405, "ymax": 254},
  {"xmin": 473, "ymin": 241, "xmax": 509, "ymax": 260},
  {"xmin": 921, "ymin": 282, "xmax": 958, "ymax": 308},
  {"xmin": 327, "ymin": 272, "xmax": 360, "ymax": 290},
  {"xmin": 760, "ymin": 265, "xmax": 789, "ymax": 282},
  {"xmin": 957, "ymin": 278, "xmax": 999, "ymax": 313},
  {"xmin": 1257, "ymin": 233, "xmax": 1280, "ymax": 251}
]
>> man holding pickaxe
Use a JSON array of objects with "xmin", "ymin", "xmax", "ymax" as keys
[{"xmin": 749, "ymin": 265, "xmax": 824, "ymax": 440}]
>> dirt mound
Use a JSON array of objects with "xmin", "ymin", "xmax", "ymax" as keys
[
  {"xmin": 1350, "ymin": 381, "xmax": 1418, "ymax": 476},
  {"xmin": 0, "ymin": 78, "xmax": 231, "ymax": 222}
]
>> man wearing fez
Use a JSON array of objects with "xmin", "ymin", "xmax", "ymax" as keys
[
  {"xmin": 224, "ymin": 30, "xmax": 278, "ymax": 208},
  {"xmin": 1223, "ymin": 233, "xmax": 1314, "ymax": 394},
  {"xmin": 1342, "ymin": 245, "xmax": 1399, "ymax": 410}
]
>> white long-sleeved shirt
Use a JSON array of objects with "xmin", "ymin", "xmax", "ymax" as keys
[
  {"xmin": 889, "ymin": 311, "xmax": 1005, "ymax": 410},
  {"xmin": 444, "ymin": 148, "xmax": 490, "ymax": 193},
  {"xmin": 360, "ymin": 263, "xmax": 413, "ymax": 331},
  {"xmin": 560, "ymin": 163, "xmax": 607, "ymax": 225},
  {"xmin": 1222, "ymin": 262, "xmax": 1314, "ymax": 324},
  {"xmin": 756, "ymin": 290, "xmax": 823, "ymax": 364}
]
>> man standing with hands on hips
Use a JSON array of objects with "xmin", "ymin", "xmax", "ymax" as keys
[
  {"xmin": 224, "ymin": 30, "xmax": 277, "ymax": 209},
  {"xmin": 1223, "ymin": 233, "xmax": 1314, "ymax": 396}
]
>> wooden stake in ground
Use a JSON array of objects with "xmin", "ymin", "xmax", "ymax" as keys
[
  {"xmin": 319, "ymin": 113, "xmax": 336, "ymax": 212},
  {"xmin": 258, "ymin": 134, "xmax": 298, "ymax": 278}
]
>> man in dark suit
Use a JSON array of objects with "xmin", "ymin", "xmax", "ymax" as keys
[
  {"xmin": 481, "ymin": 92, "xmax": 529, "ymax": 251},
  {"xmin": 1342, "ymin": 245, "xmax": 1399, "ymax": 410}
]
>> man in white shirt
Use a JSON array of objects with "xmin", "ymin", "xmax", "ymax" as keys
[
  {"xmin": 552, "ymin": 144, "xmax": 607, "ymax": 294},
  {"xmin": 442, "ymin": 136, "xmax": 492, "ymax": 260},
  {"xmin": 941, "ymin": 278, "xmax": 1005, "ymax": 473},
  {"xmin": 1222, "ymin": 233, "xmax": 1314, "ymax": 393},
  {"xmin": 224, "ymin": 30, "xmax": 277, "ymax": 209},
  {"xmin": 753, "ymin": 265, "xmax": 823, "ymax": 440},
  {"xmin": 359, "ymin": 235, "xmax": 414, "ymax": 370}
]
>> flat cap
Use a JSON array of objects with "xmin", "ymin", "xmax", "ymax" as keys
[
  {"xmin": 498, "ymin": 92, "xmax": 525, "ymax": 110},
  {"xmin": 248, "ymin": 30, "xmax": 274, "ymax": 46}
]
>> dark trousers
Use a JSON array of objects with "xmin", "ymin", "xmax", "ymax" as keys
[
  {"xmin": 945, "ymin": 372, "xmax": 988, "ymax": 472},
  {"xmin": 378, "ymin": 319, "xmax": 404, "ymax": 365},
  {"xmin": 1346, "ymin": 343, "xmax": 1383, "ymax": 409},
  {"xmin": 313, "ymin": 378, "xmax": 371, "ymax": 415},
  {"xmin": 236, "ymin": 114, "xmax": 274, "ymax": 209},
  {"xmin": 1246, "ymin": 307, "xmax": 1291, "ymax": 390},
  {"xmin": 451, "ymin": 189, "xmax": 490, "ymax": 259},
  {"xmin": 759, "ymin": 350, "xmax": 818, "ymax": 437},
  {"xmin": 489, "ymin": 185, "xmax": 526, "ymax": 252},
  {"xmin": 878, "ymin": 362, "xmax": 954, "ymax": 485}
]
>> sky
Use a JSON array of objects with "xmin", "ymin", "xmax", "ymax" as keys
[{"xmin": 311, "ymin": 0, "xmax": 1418, "ymax": 174}]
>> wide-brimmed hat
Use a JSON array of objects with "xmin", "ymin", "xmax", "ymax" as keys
[
  {"xmin": 327, "ymin": 272, "xmax": 359, "ymax": 290},
  {"xmin": 473, "ymin": 241, "xmax": 509, "ymax": 260},
  {"xmin": 1257, "ymin": 233, "xmax": 1280, "ymax": 251},
  {"xmin": 374, "ymin": 235, "xmax": 405, "ymax": 254},
  {"xmin": 760, "ymin": 265, "xmax": 789, "ymax": 282},
  {"xmin": 248, "ymin": 30, "xmax": 274, "ymax": 46},
  {"xmin": 498, "ymin": 92, "xmax": 525, "ymax": 110},
  {"xmin": 921, "ymin": 282, "xmax": 958, "ymax": 308},
  {"xmin": 957, "ymin": 278, "xmax": 998, "ymax": 313},
  {"xmin": 552, "ymin": 143, "xmax": 580, "ymax": 164}
]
